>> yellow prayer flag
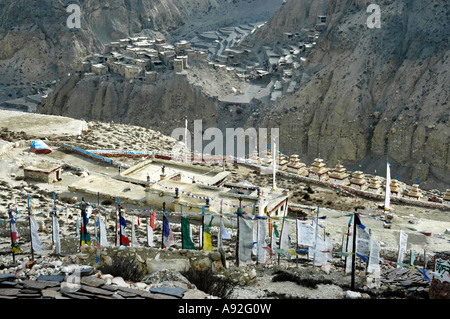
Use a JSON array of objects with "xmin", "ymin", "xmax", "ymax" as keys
[{"xmin": 202, "ymin": 231, "xmax": 213, "ymax": 252}]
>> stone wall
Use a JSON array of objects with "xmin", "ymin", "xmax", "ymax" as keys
[{"xmin": 78, "ymin": 244, "xmax": 224, "ymax": 277}]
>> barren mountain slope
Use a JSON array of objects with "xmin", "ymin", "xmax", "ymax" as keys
[
  {"xmin": 246, "ymin": 0, "xmax": 450, "ymax": 190},
  {"xmin": 0, "ymin": 0, "xmax": 283, "ymax": 85}
]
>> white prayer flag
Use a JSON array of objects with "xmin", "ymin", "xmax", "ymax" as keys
[
  {"xmin": 239, "ymin": 217, "xmax": 253, "ymax": 263},
  {"xmin": 98, "ymin": 215, "xmax": 109, "ymax": 247},
  {"xmin": 147, "ymin": 224, "xmax": 154, "ymax": 247},
  {"xmin": 397, "ymin": 230, "xmax": 408, "ymax": 266},
  {"xmin": 52, "ymin": 215, "xmax": 61, "ymax": 255},
  {"xmin": 297, "ymin": 220, "xmax": 316, "ymax": 247},
  {"xmin": 279, "ymin": 219, "xmax": 290, "ymax": 250},
  {"xmin": 257, "ymin": 219, "xmax": 267, "ymax": 264},
  {"xmin": 30, "ymin": 216, "xmax": 42, "ymax": 253}
]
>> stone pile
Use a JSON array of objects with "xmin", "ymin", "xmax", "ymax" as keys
[
  {"xmin": 378, "ymin": 267, "xmax": 431, "ymax": 293},
  {"xmin": 0, "ymin": 266, "xmax": 212, "ymax": 299}
]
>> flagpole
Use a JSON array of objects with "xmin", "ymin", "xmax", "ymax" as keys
[
  {"xmin": 27, "ymin": 196, "xmax": 34, "ymax": 261},
  {"xmin": 313, "ymin": 206, "xmax": 319, "ymax": 266},
  {"xmin": 80, "ymin": 198, "xmax": 87, "ymax": 247},
  {"xmin": 295, "ymin": 213, "xmax": 299, "ymax": 267},
  {"xmin": 8, "ymin": 204, "xmax": 15, "ymax": 263},
  {"xmin": 351, "ymin": 208, "xmax": 358, "ymax": 290},
  {"xmin": 256, "ymin": 216, "xmax": 260, "ymax": 265},
  {"xmin": 201, "ymin": 206, "xmax": 205, "ymax": 250},
  {"xmin": 162, "ymin": 202, "xmax": 166, "ymax": 249},
  {"xmin": 118, "ymin": 205, "xmax": 123, "ymax": 246},
  {"xmin": 52, "ymin": 192, "xmax": 56, "ymax": 248},
  {"xmin": 236, "ymin": 197, "xmax": 243, "ymax": 267}
]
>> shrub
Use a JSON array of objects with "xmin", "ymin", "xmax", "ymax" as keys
[
  {"xmin": 182, "ymin": 268, "xmax": 235, "ymax": 299},
  {"xmin": 99, "ymin": 256, "xmax": 145, "ymax": 282}
]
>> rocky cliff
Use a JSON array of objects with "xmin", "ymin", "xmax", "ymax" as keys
[
  {"xmin": 246, "ymin": 0, "xmax": 449, "ymax": 190},
  {"xmin": 0, "ymin": 0, "xmax": 283, "ymax": 85},
  {"xmin": 39, "ymin": 62, "xmax": 252, "ymax": 138}
]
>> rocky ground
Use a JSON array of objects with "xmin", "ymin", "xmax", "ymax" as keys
[{"xmin": 0, "ymin": 110, "xmax": 448, "ymax": 301}]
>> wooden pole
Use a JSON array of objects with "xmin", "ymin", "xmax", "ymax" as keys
[
  {"xmin": 201, "ymin": 206, "xmax": 205, "ymax": 250},
  {"xmin": 180, "ymin": 205, "xmax": 184, "ymax": 250},
  {"xmin": 27, "ymin": 197, "xmax": 34, "ymax": 261},
  {"xmin": 236, "ymin": 197, "xmax": 243, "ymax": 267},
  {"xmin": 8, "ymin": 204, "xmax": 15, "ymax": 263},
  {"xmin": 313, "ymin": 207, "xmax": 319, "ymax": 265},
  {"xmin": 351, "ymin": 210, "xmax": 358, "ymax": 290},
  {"xmin": 118, "ymin": 205, "xmax": 123, "ymax": 246},
  {"xmin": 161, "ymin": 202, "xmax": 166, "ymax": 249},
  {"xmin": 52, "ymin": 192, "xmax": 56, "ymax": 245},
  {"xmin": 295, "ymin": 214, "xmax": 299, "ymax": 267}
]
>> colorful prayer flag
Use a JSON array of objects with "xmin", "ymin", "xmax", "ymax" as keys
[
  {"xmin": 162, "ymin": 214, "xmax": 173, "ymax": 248},
  {"xmin": 181, "ymin": 216, "xmax": 195, "ymax": 250},
  {"xmin": 119, "ymin": 215, "xmax": 130, "ymax": 246},
  {"xmin": 9, "ymin": 211, "xmax": 21, "ymax": 253},
  {"xmin": 203, "ymin": 216, "xmax": 214, "ymax": 252}
]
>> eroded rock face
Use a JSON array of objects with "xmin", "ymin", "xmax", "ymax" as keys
[
  {"xmin": 0, "ymin": 0, "xmax": 283, "ymax": 84},
  {"xmin": 247, "ymin": 0, "xmax": 450, "ymax": 190}
]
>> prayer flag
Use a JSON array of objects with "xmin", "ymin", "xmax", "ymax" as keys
[
  {"xmin": 203, "ymin": 215, "xmax": 214, "ymax": 252},
  {"xmin": 52, "ymin": 215, "xmax": 61, "ymax": 255},
  {"xmin": 29, "ymin": 216, "xmax": 42, "ymax": 253},
  {"xmin": 397, "ymin": 230, "xmax": 408, "ymax": 267},
  {"xmin": 150, "ymin": 212, "xmax": 155, "ymax": 229},
  {"xmin": 218, "ymin": 217, "xmax": 231, "ymax": 250},
  {"xmin": 385, "ymin": 162, "xmax": 391, "ymax": 211},
  {"xmin": 131, "ymin": 217, "xmax": 139, "ymax": 247},
  {"xmin": 119, "ymin": 215, "xmax": 130, "ymax": 246},
  {"xmin": 238, "ymin": 217, "xmax": 253, "ymax": 263},
  {"xmin": 81, "ymin": 209, "xmax": 91, "ymax": 246},
  {"xmin": 181, "ymin": 216, "xmax": 195, "ymax": 250},
  {"xmin": 98, "ymin": 215, "xmax": 109, "ymax": 247},
  {"xmin": 147, "ymin": 222, "xmax": 154, "ymax": 247},
  {"xmin": 355, "ymin": 214, "xmax": 366, "ymax": 229},
  {"xmin": 257, "ymin": 218, "xmax": 267, "ymax": 264},
  {"xmin": 163, "ymin": 214, "xmax": 173, "ymax": 248},
  {"xmin": 279, "ymin": 219, "xmax": 290, "ymax": 250},
  {"xmin": 296, "ymin": 221, "xmax": 316, "ymax": 247},
  {"xmin": 9, "ymin": 211, "xmax": 21, "ymax": 253}
]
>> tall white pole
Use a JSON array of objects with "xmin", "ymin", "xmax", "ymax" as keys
[
  {"xmin": 185, "ymin": 116, "xmax": 188, "ymax": 163},
  {"xmin": 385, "ymin": 162, "xmax": 391, "ymax": 211},
  {"xmin": 272, "ymin": 138, "xmax": 276, "ymax": 190}
]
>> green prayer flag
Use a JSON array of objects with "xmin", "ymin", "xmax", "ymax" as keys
[
  {"xmin": 181, "ymin": 216, "xmax": 195, "ymax": 250},
  {"xmin": 273, "ymin": 223, "xmax": 279, "ymax": 238}
]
